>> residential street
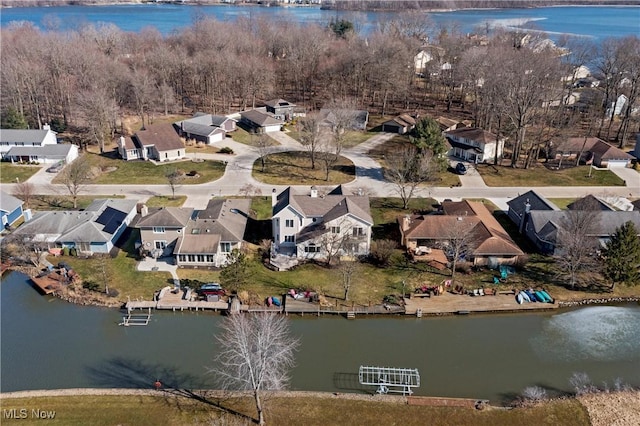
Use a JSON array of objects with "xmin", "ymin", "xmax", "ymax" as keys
[{"xmin": 3, "ymin": 130, "xmax": 639, "ymax": 211}]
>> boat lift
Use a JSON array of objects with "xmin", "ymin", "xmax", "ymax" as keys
[
  {"xmin": 358, "ymin": 366, "xmax": 420, "ymax": 395},
  {"xmin": 119, "ymin": 308, "xmax": 151, "ymax": 326}
]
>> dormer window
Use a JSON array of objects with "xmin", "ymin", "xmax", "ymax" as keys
[{"xmin": 152, "ymin": 227, "xmax": 165, "ymax": 234}]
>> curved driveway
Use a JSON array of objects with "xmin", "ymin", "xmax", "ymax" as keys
[{"xmin": 3, "ymin": 131, "xmax": 639, "ymax": 210}]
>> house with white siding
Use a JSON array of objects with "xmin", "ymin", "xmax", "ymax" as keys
[
  {"xmin": 117, "ymin": 123, "xmax": 185, "ymax": 162},
  {"xmin": 444, "ymin": 127, "xmax": 505, "ymax": 164}
]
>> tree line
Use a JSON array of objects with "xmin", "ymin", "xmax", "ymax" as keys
[{"xmin": 1, "ymin": 16, "xmax": 638, "ymax": 164}]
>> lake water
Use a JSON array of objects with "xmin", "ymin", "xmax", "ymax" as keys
[
  {"xmin": 2, "ymin": 271, "xmax": 640, "ymax": 403},
  {"xmin": 1, "ymin": 4, "xmax": 639, "ymax": 40}
]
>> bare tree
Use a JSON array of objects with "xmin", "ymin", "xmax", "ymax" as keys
[
  {"xmin": 60, "ymin": 155, "xmax": 92, "ymax": 209},
  {"xmin": 255, "ymin": 133, "xmax": 271, "ymax": 173},
  {"xmin": 212, "ymin": 313, "xmax": 299, "ymax": 426},
  {"xmin": 318, "ymin": 218, "xmax": 355, "ymax": 266},
  {"xmin": 554, "ymin": 198, "xmax": 600, "ymax": 289},
  {"xmin": 12, "ymin": 181, "xmax": 35, "ymax": 209},
  {"xmin": 386, "ymin": 146, "xmax": 436, "ymax": 209},
  {"xmin": 338, "ymin": 257, "xmax": 360, "ymax": 301},
  {"xmin": 75, "ymin": 87, "xmax": 119, "ymax": 153},
  {"xmin": 297, "ymin": 113, "xmax": 323, "ymax": 170},
  {"xmin": 445, "ymin": 217, "xmax": 480, "ymax": 285},
  {"xmin": 165, "ymin": 167, "xmax": 182, "ymax": 200}
]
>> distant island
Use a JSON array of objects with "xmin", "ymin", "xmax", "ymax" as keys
[{"xmin": 2, "ymin": 0, "xmax": 639, "ymax": 9}]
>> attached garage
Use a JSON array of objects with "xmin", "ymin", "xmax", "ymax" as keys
[{"xmin": 5, "ymin": 144, "xmax": 78, "ymax": 164}]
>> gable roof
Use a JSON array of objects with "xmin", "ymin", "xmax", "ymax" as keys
[
  {"xmin": 401, "ymin": 200, "xmax": 523, "ymax": 256},
  {"xmin": 179, "ymin": 113, "xmax": 234, "ymax": 129},
  {"xmin": 384, "ymin": 114, "xmax": 416, "ymax": 128},
  {"xmin": 567, "ymin": 195, "xmax": 615, "ymax": 211},
  {"xmin": 177, "ymin": 121, "xmax": 226, "ymax": 138},
  {"xmin": 318, "ymin": 109, "xmax": 369, "ymax": 129},
  {"xmin": 133, "ymin": 123, "xmax": 184, "ymax": 152},
  {"xmin": 528, "ymin": 210, "xmax": 640, "ymax": 240},
  {"xmin": 264, "ymin": 99, "xmax": 295, "ymax": 109},
  {"xmin": 556, "ymin": 137, "xmax": 634, "ymax": 161},
  {"xmin": 0, "ymin": 129, "xmax": 54, "ymax": 144},
  {"xmin": 273, "ymin": 186, "xmax": 373, "ymax": 225},
  {"xmin": 6, "ymin": 144, "xmax": 74, "ymax": 157},
  {"xmin": 0, "ymin": 191, "xmax": 24, "ymax": 214},
  {"xmin": 444, "ymin": 127, "xmax": 502, "ymax": 144},
  {"xmin": 137, "ymin": 207, "xmax": 194, "ymax": 228},
  {"xmin": 173, "ymin": 198, "xmax": 251, "ymax": 254},
  {"xmin": 240, "ymin": 109, "xmax": 284, "ymax": 127},
  {"xmin": 507, "ymin": 190, "xmax": 558, "ymax": 217}
]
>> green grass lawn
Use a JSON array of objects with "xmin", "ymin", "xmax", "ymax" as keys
[
  {"xmin": 185, "ymin": 143, "xmax": 220, "ymax": 154},
  {"xmin": 27, "ymin": 195, "xmax": 125, "ymax": 211},
  {"xmin": 253, "ymin": 151, "xmax": 355, "ymax": 185},
  {"xmin": 232, "ymin": 126, "xmax": 278, "ymax": 146},
  {"xmin": 0, "ymin": 162, "xmax": 41, "ymax": 183},
  {"xmin": 0, "ymin": 393, "xmax": 591, "ymax": 426},
  {"xmin": 53, "ymin": 153, "xmax": 226, "ymax": 185},
  {"xmin": 477, "ymin": 163, "xmax": 625, "ymax": 187},
  {"xmin": 547, "ymin": 198, "xmax": 577, "ymax": 210},
  {"xmin": 144, "ymin": 195, "xmax": 187, "ymax": 208}
]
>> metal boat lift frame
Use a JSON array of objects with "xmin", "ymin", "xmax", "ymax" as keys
[{"xmin": 358, "ymin": 366, "xmax": 420, "ymax": 395}]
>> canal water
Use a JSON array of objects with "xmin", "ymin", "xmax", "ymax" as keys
[{"xmin": 2, "ymin": 271, "xmax": 639, "ymax": 404}]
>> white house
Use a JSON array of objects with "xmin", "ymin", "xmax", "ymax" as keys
[
  {"xmin": 117, "ymin": 123, "xmax": 185, "ymax": 162},
  {"xmin": 271, "ymin": 185, "xmax": 373, "ymax": 268},
  {"xmin": 175, "ymin": 112, "xmax": 236, "ymax": 145},
  {"xmin": 0, "ymin": 126, "xmax": 58, "ymax": 158},
  {"xmin": 5, "ymin": 144, "xmax": 78, "ymax": 165},
  {"xmin": 444, "ymin": 127, "xmax": 505, "ymax": 163}
]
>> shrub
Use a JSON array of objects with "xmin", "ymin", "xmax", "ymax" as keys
[
  {"xmin": 62, "ymin": 247, "xmax": 70, "ymax": 256},
  {"xmin": 369, "ymin": 239, "xmax": 397, "ymax": 267},
  {"xmin": 82, "ymin": 280, "xmax": 100, "ymax": 292},
  {"xmin": 69, "ymin": 247, "xmax": 77, "ymax": 256},
  {"xmin": 569, "ymin": 372, "xmax": 598, "ymax": 395},
  {"xmin": 220, "ymin": 146, "xmax": 234, "ymax": 154},
  {"xmin": 522, "ymin": 386, "xmax": 548, "ymax": 402}
]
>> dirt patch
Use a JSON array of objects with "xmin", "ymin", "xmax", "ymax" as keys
[{"xmin": 578, "ymin": 391, "xmax": 640, "ymax": 426}]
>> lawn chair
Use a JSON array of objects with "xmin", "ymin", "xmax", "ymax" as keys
[{"xmin": 493, "ymin": 276, "xmax": 500, "ymax": 285}]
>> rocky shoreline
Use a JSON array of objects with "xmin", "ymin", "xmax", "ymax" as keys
[{"xmin": 557, "ymin": 297, "xmax": 640, "ymax": 307}]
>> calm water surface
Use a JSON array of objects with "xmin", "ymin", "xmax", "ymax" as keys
[
  {"xmin": 1, "ymin": 4, "xmax": 638, "ymax": 40},
  {"xmin": 2, "ymin": 271, "xmax": 639, "ymax": 403}
]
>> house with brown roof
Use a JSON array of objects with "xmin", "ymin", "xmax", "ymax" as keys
[
  {"xmin": 550, "ymin": 137, "xmax": 634, "ymax": 168},
  {"xmin": 174, "ymin": 198, "xmax": 251, "ymax": 268},
  {"xmin": 399, "ymin": 200, "xmax": 524, "ymax": 267},
  {"xmin": 444, "ymin": 127, "xmax": 505, "ymax": 164},
  {"xmin": 271, "ymin": 185, "xmax": 373, "ymax": 268},
  {"xmin": 239, "ymin": 108, "xmax": 284, "ymax": 133},
  {"xmin": 117, "ymin": 123, "xmax": 185, "ymax": 162},
  {"xmin": 382, "ymin": 114, "xmax": 417, "ymax": 134}
]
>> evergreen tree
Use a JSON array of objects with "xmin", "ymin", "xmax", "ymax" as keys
[
  {"xmin": 603, "ymin": 221, "xmax": 640, "ymax": 287},
  {"xmin": 219, "ymin": 249, "xmax": 251, "ymax": 293},
  {"xmin": 1, "ymin": 107, "xmax": 28, "ymax": 129},
  {"xmin": 410, "ymin": 117, "xmax": 449, "ymax": 171}
]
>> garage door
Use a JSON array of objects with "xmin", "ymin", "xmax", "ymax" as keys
[{"xmin": 607, "ymin": 160, "xmax": 629, "ymax": 168}]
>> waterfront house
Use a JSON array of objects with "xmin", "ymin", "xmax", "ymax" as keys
[
  {"xmin": 117, "ymin": 123, "xmax": 185, "ymax": 162},
  {"xmin": 507, "ymin": 191, "xmax": 640, "ymax": 254},
  {"xmin": 137, "ymin": 207, "xmax": 194, "ymax": 257},
  {"xmin": 12, "ymin": 199, "xmax": 137, "ymax": 254},
  {"xmin": 239, "ymin": 108, "xmax": 284, "ymax": 133},
  {"xmin": 382, "ymin": 114, "xmax": 417, "ymax": 134},
  {"xmin": 174, "ymin": 198, "xmax": 251, "ymax": 268},
  {"xmin": 174, "ymin": 112, "xmax": 236, "ymax": 145},
  {"xmin": 0, "ymin": 191, "xmax": 24, "ymax": 229},
  {"xmin": 399, "ymin": 200, "xmax": 524, "ymax": 267},
  {"xmin": 444, "ymin": 127, "xmax": 505, "ymax": 164},
  {"xmin": 271, "ymin": 185, "xmax": 373, "ymax": 268},
  {"xmin": 0, "ymin": 125, "xmax": 58, "ymax": 159},
  {"xmin": 550, "ymin": 137, "xmax": 634, "ymax": 168}
]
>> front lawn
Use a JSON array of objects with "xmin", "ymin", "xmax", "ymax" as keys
[
  {"xmin": 0, "ymin": 162, "xmax": 41, "ymax": 183},
  {"xmin": 252, "ymin": 151, "xmax": 355, "ymax": 185},
  {"xmin": 477, "ymin": 163, "xmax": 625, "ymax": 187},
  {"xmin": 232, "ymin": 126, "xmax": 278, "ymax": 147},
  {"xmin": 28, "ymin": 195, "xmax": 125, "ymax": 211},
  {"xmin": 53, "ymin": 152, "xmax": 226, "ymax": 185},
  {"xmin": 144, "ymin": 195, "xmax": 187, "ymax": 207}
]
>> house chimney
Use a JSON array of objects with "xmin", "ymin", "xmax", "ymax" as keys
[
  {"xmin": 119, "ymin": 136, "xmax": 125, "ymax": 147},
  {"xmin": 525, "ymin": 199, "xmax": 531, "ymax": 213},
  {"xmin": 402, "ymin": 215, "xmax": 411, "ymax": 231},
  {"xmin": 519, "ymin": 199, "xmax": 531, "ymax": 234},
  {"xmin": 43, "ymin": 123, "xmax": 51, "ymax": 131},
  {"xmin": 271, "ymin": 188, "xmax": 277, "ymax": 207},
  {"xmin": 138, "ymin": 204, "xmax": 149, "ymax": 217},
  {"xmin": 310, "ymin": 186, "xmax": 318, "ymax": 198}
]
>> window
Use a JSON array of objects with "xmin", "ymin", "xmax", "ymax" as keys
[
  {"xmin": 188, "ymin": 255, "xmax": 195, "ymax": 262},
  {"xmin": 353, "ymin": 227, "xmax": 365, "ymax": 237},
  {"xmin": 152, "ymin": 227, "xmax": 165, "ymax": 234},
  {"xmin": 154, "ymin": 241, "xmax": 167, "ymax": 249},
  {"xmin": 331, "ymin": 226, "xmax": 340, "ymax": 234},
  {"xmin": 284, "ymin": 235, "xmax": 295, "ymax": 243},
  {"xmin": 206, "ymin": 255, "xmax": 214, "ymax": 262},
  {"xmin": 220, "ymin": 242, "xmax": 231, "ymax": 253},
  {"xmin": 304, "ymin": 244, "xmax": 320, "ymax": 253},
  {"xmin": 285, "ymin": 219, "xmax": 294, "ymax": 228}
]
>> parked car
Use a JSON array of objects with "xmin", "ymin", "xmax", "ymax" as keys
[
  {"xmin": 455, "ymin": 162, "xmax": 467, "ymax": 175},
  {"xmin": 198, "ymin": 283, "xmax": 225, "ymax": 296},
  {"xmin": 47, "ymin": 162, "xmax": 64, "ymax": 173}
]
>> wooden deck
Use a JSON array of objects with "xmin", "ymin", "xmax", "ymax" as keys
[
  {"xmin": 30, "ymin": 275, "xmax": 63, "ymax": 295},
  {"xmin": 126, "ymin": 290, "xmax": 228, "ymax": 312},
  {"xmin": 403, "ymin": 291, "xmax": 558, "ymax": 316}
]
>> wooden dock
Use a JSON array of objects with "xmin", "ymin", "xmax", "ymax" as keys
[
  {"xmin": 30, "ymin": 275, "xmax": 63, "ymax": 295},
  {"xmin": 120, "ymin": 308, "xmax": 152, "ymax": 326},
  {"xmin": 403, "ymin": 292, "xmax": 558, "ymax": 316},
  {"xmin": 126, "ymin": 289, "xmax": 228, "ymax": 312}
]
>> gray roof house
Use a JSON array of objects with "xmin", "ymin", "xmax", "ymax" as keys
[
  {"xmin": 1, "ymin": 191, "xmax": 24, "ymax": 228},
  {"xmin": 271, "ymin": 185, "xmax": 373, "ymax": 269},
  {"xmin": 137, "ymin": 207, "xmax": 194, "ymax": 257},
  {"xmin": 0, "ymin": 126, "xmax": 58, "ymax": 158},
  {"xmin": 264, "ymin": 99, "xmax": 296, "ymax": 121},
  {"xmin": 12, "ymin": 199, "xmax": 137, "ymax": 254},
  {"xmin": 5, "ymin": 143, "xmax": 78, "ymax": 165},
  {"xmin": 174, "ymin": 112, "xmax": 236, "ymax": 145},
  {"xmin": 318, "ymin": 109, "xmax": 369, "ymax": 131},
  {"xmin": 174, "ymin": 198, "xmax": 251, "ymax": 268},
  {"xmin": 507, "ymin": 190, "xmax": 640, "ymax": 254}
]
